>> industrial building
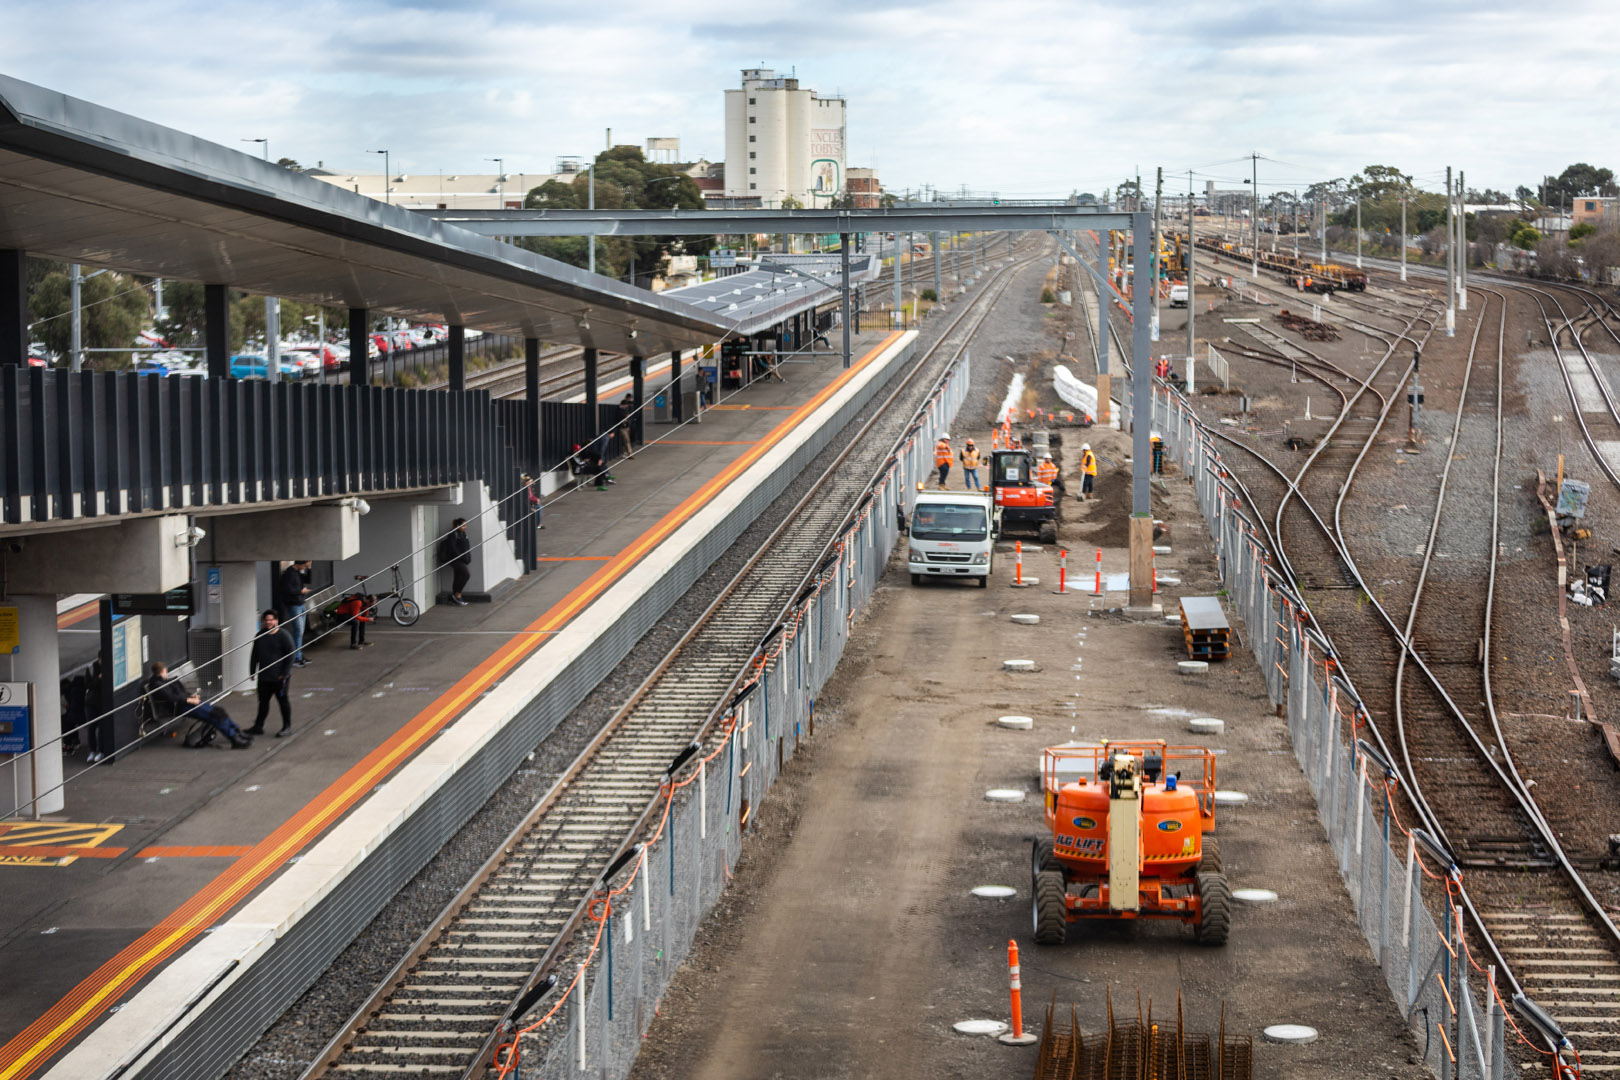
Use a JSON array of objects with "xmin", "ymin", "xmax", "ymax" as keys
[{"xmin": 724, "ymin": 68, "xmax": 847, "ymax": 208}]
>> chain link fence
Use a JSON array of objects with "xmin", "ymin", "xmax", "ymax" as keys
[
  {"xmin": 504, "ymin": 353, "xmax": 972, "ymax": 1080},
  {"xmin": 1150, "ymin": 384, "xmax": 1509, "ymax": 1080}
]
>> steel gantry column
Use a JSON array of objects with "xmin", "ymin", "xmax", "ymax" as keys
[
  {"xmin": 670, "ymin": 349, "xmax": 684, "ymax": 421},
  {"xmin": 932, "ymin": 231, "xmax": 942, "ymax": 301},
  {"xmin": 205, "ymin": 284, "xmax": 230, "ymax": 380},
  {"xmin": 524, "ymin": 338, "xmax": 543, "ymax": 474},
  {"xmin": 583, "ymin": 347, "xmax": 599, "ymax": 430},
  {"xmin": 348, "ymin": 309, "xmax": 369, "ymax": 385},
  {"xmin": 630, "ymin": 355, "xmax": 645, "ymax": 447},
  {"xmin": 840, "ymin": 234, "xmax": 852, "ymax": 370},
  {"xmin": 0, "ymin": 249, "xmax": 24, "ymax": 367},
  {"xmin": 1129, "ymin": 221, "xmax": 1155, "ymax": 610},
  {"xmin": 448, "ymin": 325, "xmax": 466, "ymax": 391},
  {"xmin": 1187, "ymin": 170, "xmax": 1197, "ymax": 378}
]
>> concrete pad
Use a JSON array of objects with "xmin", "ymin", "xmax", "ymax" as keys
[
  {"xmin": 971, "ymin": 886, "xmax": 1016, "ymax": 899},
  {"xmin": 984, "ymin": 789, "xmax": 1026, "ymax": 802},
  {"xmin": 1188, "ymin": 717, "xmax": 1225, "ymax": 735},
  {"xmin": 1263, "ymin": 1024, "xmax": 1319, "ymax": 1044},
  {"xmin": 1003, "ymin": 659, "xmax": 1036, "ymax": 671},
  {"xmin": 954, "ymin": 1019, "xmax": 1008, "ymax": 1036},
  {"xmin": 996, "ymin": 716, "xmax": 1034, "ymax": 730},
  {"xmin": 1010, "ymin": 614, "xmax": 1040, "ymax": 625},
  {"xmin": 1177, "ymin": 660, "xmax": 1208, "ymax": 675}
]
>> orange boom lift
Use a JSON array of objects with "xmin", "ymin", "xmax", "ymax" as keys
[{"xmin": 1031, "ymin": 740, "xmax": 1231, "ymax": 945}]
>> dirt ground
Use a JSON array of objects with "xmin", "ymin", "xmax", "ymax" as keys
[{"xmin": 628, "ymin": 416, "xmax": 1430, "ymax": 1080}]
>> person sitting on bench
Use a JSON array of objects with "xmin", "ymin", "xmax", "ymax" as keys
[{"xmin": 144, "ymin": 661, "xmax": 252, "ymax": 748}]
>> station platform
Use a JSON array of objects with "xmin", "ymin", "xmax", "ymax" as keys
[{"xmin": 0, "ymin": 329, "xmax": 915, "ymax": 1080}]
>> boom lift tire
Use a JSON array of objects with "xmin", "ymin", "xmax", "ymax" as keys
[
  {"xmin": 1032, "ymin": 836, "xmax": 1059, "ymax": 876},
  {"xmin": 1039, "ymin": 521, "xmax": 1058, "ymax": 545},
  {"xmin": 1195, "ymin": 871, "xmax": 1232, "ymax": 946},
  {"xmin": 1198, "ymin": 837, "xmax": 1221, "ymax": 875},
  {"xmin": 1033, "ymin": 870, "xmax": 1069, "ymax": 945}
]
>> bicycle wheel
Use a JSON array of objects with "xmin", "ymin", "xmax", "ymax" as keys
[{"xmin": 392, "ymin": 598, "xmax": 420, "ymax": 626}]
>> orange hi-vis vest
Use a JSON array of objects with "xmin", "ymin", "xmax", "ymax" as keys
[
  {"xmin": 1035, "ymin": 459, "xmax": 1058, "ymax": 484},
  {"xmin": 934, "ymin": 441, "xmax": 952, "ymax": 467},
  {"xmin": 1082, "ymin": 450, "xmax": 1098, "ymax": 477}
]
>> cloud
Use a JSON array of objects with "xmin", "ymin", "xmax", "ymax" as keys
[{"xmin": 7, "ymin": 0, "xmax": 1618, "ymax": 197}]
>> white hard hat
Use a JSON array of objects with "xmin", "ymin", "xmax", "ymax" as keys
[
  {"xmin": 1043, "ymin": 453, "xmax": 1054, "ymax": 460},
  {"xmin": 1081, "ymin": 443, "xmax": 1091, "ymax": 451},
  {"xmin": 941, "ymin": 433, "xmax": 951, "ymax": 440}
]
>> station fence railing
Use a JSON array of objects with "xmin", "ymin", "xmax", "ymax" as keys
[
  {"xmin": 513, "ymin": 351, "xmax": 970, "ymax": 1080},
  {"xmin": 1152, "ymin": 384, "xmax": 1508, "ymax": 1080}
]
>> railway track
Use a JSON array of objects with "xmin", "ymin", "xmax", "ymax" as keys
[
  {"xmin": 300, "ymin": 237, "xmax": 1049, "ymax": 1080},
  {"xmin": 1198, "ymin": 267, "xmax": 1620, "ymax": 1073}
]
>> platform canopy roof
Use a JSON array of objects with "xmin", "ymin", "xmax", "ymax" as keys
[
  {"xmin": 663, "ymin": 253, "xmax": 881, "ymax": 337},
  {"xmin": 0, "ymin": 76, "xmax": 733, "ymax": 355}
]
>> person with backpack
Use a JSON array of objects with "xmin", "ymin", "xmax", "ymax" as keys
[{"xmin": 439, "ymin": 518, "xmax": 473, "ymax": 606}]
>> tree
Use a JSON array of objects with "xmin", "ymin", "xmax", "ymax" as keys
[
  {"xmin": 1571, "ymin": 222, "xmax": 1599, "ymax": 242},
  {"xmin": 1350, "ymin": 165, "xmax": 1413, "ymax": 201},
  {"xmin": 1546, "ymin": 163, "xmax": 1617, "ymax": 203},
  {"xmin": 29, "ymin": 268, "xmax": 151, "ymax": 366},
  {"xmin": 519, "ymin": 148, "xmax": 708, "ymax": 284},
  {"xmin": 779, "ymin": 195, "xmax": 803, "ymax": 210},
  {"xmin": 275, "ymin": 157, "xmax": 303, "ymax": 171},
  {"xmin": 1509, "ymin": 221, "xmax": 1541, "ymax": 250}
]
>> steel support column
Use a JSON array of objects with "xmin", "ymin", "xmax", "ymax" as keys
[
  {"xmin": 205, "ymin": 284, "xmax": 230, "ymax": 380},
  {"xmin": 669, "ymin": 349, "xmax": 683, "ymax": 422},
  {"xmin": 630, "ymin": 355, "xmax": 645, "ymax": 447},
  {"xmin": 932, "ymin": 231, "xmax": 942, "ymax": 300},
  {"xmin": 1, "ymin": 249, "xmax": 27, "ymax": 366},
  {"xmin": 524, "ymin": 338, "xmax": 542, "ymax": 473},
  {"xmin": 348, "ymin": 309, "xmax": 369, "ymax": 384},
  {"xmin": 584, "ymin": 347, "xmax": 599, "ymax": 429},
  {"xmin": 1129, "ymin": 219, "xmax": 1154, "ymax": 608},
  {"xmin": 448, "ymin": 325, "xmax": 466, "ymax": 391},
  {"xmin": 840, "ymin": 234, "xmax": 852, "ymax": 369}
]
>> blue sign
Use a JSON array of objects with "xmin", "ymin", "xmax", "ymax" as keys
[
  {"xmin": 206, "ymin": 566, "xmax": 222, "ymax": 587},
  {"xmin": 0, "ymin": 683, "xmax": 31, "ymax": 753}
]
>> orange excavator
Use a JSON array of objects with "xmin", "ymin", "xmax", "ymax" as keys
[
  {"xmin": 1032, "ymin": 740, "xmax": 1231, "ymax": 946},
  {"xmin": 990, "ymin": 448, "xmax": 1058, "ymax": 544}
]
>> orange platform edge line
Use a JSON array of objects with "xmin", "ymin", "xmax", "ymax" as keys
[{"xmin": 0, "ymin": 331, "xmax": 905, "ymax": 1080}]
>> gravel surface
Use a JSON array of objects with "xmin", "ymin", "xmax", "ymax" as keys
[{"xmin": 226, "ymin": 240, "xmax": 1049, "ymax": 1080}]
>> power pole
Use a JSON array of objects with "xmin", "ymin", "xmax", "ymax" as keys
[
  {"xmin": 1458, "ymin": 170, "xmax": 1468, "ymax": 311},
  {"xmin": 1250, "ymin": 153, "xmax": 1260, "ymax": 279},
  {"xmin": 69, "ymin": 263, "xmax": 82, "ymax": 372},
  {"xmin": 1355, "ymin": 195, "xmax": 1363, "ymax": 268},
  {"xmin": 587, "ymin": 158, "xmax": 596, "ymax": 274},
  {"xmin": 1400, "ymin": 194, "xmax": 1408, "ymax": 281},
  {"xmin": 1293, "ymin": 192, "xmax": 1300, "ymax": 259},
  {"xmin": 1320, "ymin": 198, "xmax": 1327, "ymax": 262},
  {"xmin": 1451, "ymin": 162, "xmax": 1464, "ymax": 333},
  {"xmin": 1151, "ymin": 166, "xmax": 1164, "ymax": 344},
  {"xmin": 1187, "ymin": 169, "xmax": 1197, "ymax": 373}
]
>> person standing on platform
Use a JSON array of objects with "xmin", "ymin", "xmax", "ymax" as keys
[
  {"xmin": 616, "ymin": 394, "xmax": 635, "ymax": 461},
  {"xmin": 960, "ymin": 439, "xmax": 982, "ymax": 490},
  {"xmin": 934, "ymin": 435, "xmax": 952, "ymax": 489},
  {"xmin": 280, "ymin": 560, "xmax": 312, "ymax": 667},
  {"xmin": 247, "ymin": 610, "xmax": 296, "ymax": 738},
  {"xmin": 440, "ymin": 518, "xmax": 473, "ymax": 605},
  {"xmin": 1079, "ymin": 443, "xmax": 1098, "ymax": 501}
]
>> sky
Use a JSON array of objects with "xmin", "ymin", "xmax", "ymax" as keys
[{"xmin": 8, "ymin": 0, "xmax": 1618, "ymax": 200}]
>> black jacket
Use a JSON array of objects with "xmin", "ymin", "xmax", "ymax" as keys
[
  {"xmin": 279, "ymin": 565, "xmax": 309, "ymax": 610},
  {"xmin": 441, "ymin": 530, "xmax": 472, "ymax": 568},
  {"xmin": 145, "ymin": 674, "xmax": 195, "ymax": 715},
  {"xmin": 251, "ymin": 629, "xmax": 297, "ymax": 682}
]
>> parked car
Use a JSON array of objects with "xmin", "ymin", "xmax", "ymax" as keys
[
  {"xmin": 229, "ymin": 353, "xmax": 303, "ymax": 380},
  {"xmin": 369, "ymin": 333, "xmax": 394, "ymax": 355},
  {"xmin": 281, "ymin": 346, "xmax": 324, "ymax": 377}
]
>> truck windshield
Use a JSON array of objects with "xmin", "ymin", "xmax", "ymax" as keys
[{"xmin": 912, "ymin": 505, "xmax": 988, "ymax": 541}]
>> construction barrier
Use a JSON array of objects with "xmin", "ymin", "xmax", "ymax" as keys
[
  {"xmin": 1152, "ymin": 385, "xmax": 1510, "ymax": 1080},
  {"xmin": 511, "ymin": 353, "xmax": 974, "ymax": 1078}
]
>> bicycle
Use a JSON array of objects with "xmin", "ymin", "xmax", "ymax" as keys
[{"xmin": 320, "ymin": 563, "xmax": 420, "ymax": 630}]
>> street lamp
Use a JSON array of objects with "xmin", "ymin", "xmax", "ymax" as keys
[
  {"xmin": 368, "ymin": 149, "xmax": 391, "ymax": 204},
  {"xmin": 486, "ymin": 157, "xmax": 505, "ymax": 208},
  {"xmin": 241, "ymin": 137, "xmax": 268, "ymax": 162}
]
